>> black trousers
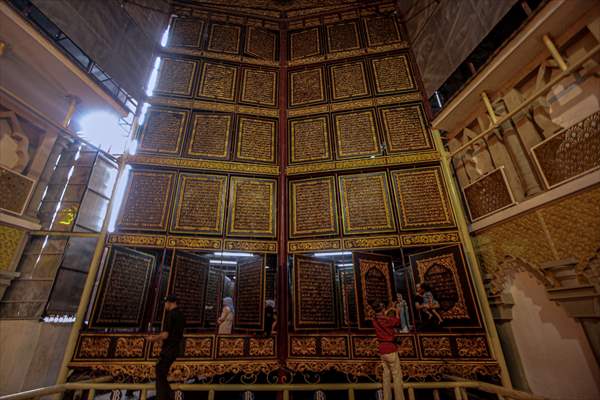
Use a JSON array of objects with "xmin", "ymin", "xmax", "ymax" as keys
[{"xmin": 155, "ymin": 349, "xmax": 177, "ymax": 400}]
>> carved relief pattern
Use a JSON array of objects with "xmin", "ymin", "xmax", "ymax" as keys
[
  {"xmin": 371, "ymin": 55, "xmax": 414, "ymax": 93},
  {"xmin": 155, "ymin": 58, "xmax": 196, "ymax": 96},
  {"xmin": 246, "ymin": 27, "xmax": 276, "ymax": 61},
  {"xmin": 166, "ymin": 236, "xmax": 222, "ymax": 250},
  {"xmin": 397, "ymin": 336, "xmax": 416, "ymax": 358},
  {"xmin": 401, "ymin": 232, "xmax": 460, "ymax": 246},
  {"xmin": 198, "ymin": 63, "xmax": 237, "ymax": 101},
  {"xmin": 334, "ymin": 110, "xmax": 380, "ymax": 158},
  {"xmin": 290, "ymin": 28, "xmax": 320, "ymax": 60},
  {"xmin": 352, "ymin": 337, "xmax": 378, "ymax": 358},
  {"xmin": 241, "ymin": 69, "xmax": 277, "ymax": 106},
  {"xmin": 169, "ymin": 18, "xmax": 203, "ymax": 47},
  {"xmin": 249, "ymin": 338, "xmax": 275, "ymax": 357},
  {"xmin": 208, "ymin": 24, "xmax": 241, "ymax": 54},
  {"xmin": 343, "ymin": 235, "xmax": 399, "ymax": 250},
  {"xmin": 288, "ymin": 239, "xmax": 342, "ymax": 252},
  {"xmin": 327, "ymin": 21, "xmax": 360, "ymax": 52},
  {"xmin": 78, "ymin": 337, "xmax": 111, "ymax": 358},
  {"xmin": 381, "ymin": 105, "xmax": 431, "ymax": 153},
  {"xmin": 290, "ymin": 68, "xmax": 325, "ymax": 106},
  {"xmin": 421, "ymin": 337, "xmax": 452, "ymax": 358},
  {"xmin": 227, "ymin": 177, "xmax": 277, "ymax": 237},
  {"xmin": 184, "ymin": 337, "xmax": 213, "ymax": 358},
  {"xmin": 128, "ymin": 155, "xmax": 279, "ymax": 175},
  {"xmin": 289, "ymin": 116, "xmax": 331, "ymax": 163},
  {"xmin": 172, "ymin": 174, "xmax": 227, "ymax": 234},
  {"xmin": 290, "ymin": 176, "xmax": 338, "ymax": 237},
  {"xmin": 391, "ymin": 168, "xmax": 454, "ymax": 229},
  {"xmin": 236, "ymin": 117, "xmax": 276, "ymax": 163},
  {"xmin": 187, "ymin": 113, "xmax": 232, "ymax": 159},
  {"xmin": 0, "ymin": 166, "xmax": 35, "ymax": 215},
  {"xmin": 463, "ymin": 168, "xmax": 514, "ymax": 221},
  {"xmin": 364, "ymin": 16, "xmax": 401, "ymax": 46},
  {"xmin": 456, "ymin": 337, "xmax": 489, "ymax": 358},
  {"xmin": 321, "ymin": 337, "xmax": 348, "ymax": 357},
  {"xmin": 330, "ymin": 62, "xmax": 369, "ymax": 100},
  {"xmin": 0, "ymin": 224, "xmax": 24, "ymax": 270},
  {"xmin": 114, "ymin": 337, "xmax": 145, "ymax": 358},
  {"xmin": 108, "ymin": 234, "xmax": 167, "ymax": 248},
  {"xmin": 218, "ymin": 337, "xmax": 245, "ymax": 357},
  {"xmin": 291, "ymin": 337, "xmax": 317, "ymax": 356},
  {"xmin": 224, "ymin": 239, "xmax": 277, "ymax": 252},
  {"xmin": 138, "ymin": 109, "xmax": 186, "ymax": 154}
]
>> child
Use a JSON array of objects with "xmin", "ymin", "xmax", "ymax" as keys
[{"xmin": 415, "ymin": 283, "xmax": 443, "ymax": 325}]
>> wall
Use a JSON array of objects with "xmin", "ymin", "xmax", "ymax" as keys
[{"xmin": 509, "ymin": 272, "xmax": 600, "ymax": 399}]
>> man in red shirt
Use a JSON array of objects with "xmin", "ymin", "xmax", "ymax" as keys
[{"xmin": 372, "ymin": 301, "xmax": 405, "ymax": 400}]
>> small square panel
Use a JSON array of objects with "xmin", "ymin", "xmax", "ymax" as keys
[
  {"xmin": 169, "ymin": 17, "xmax": 203, "ymax": 47},
  {"xmin": 371, "ymin": 54, "xmax": 415, "ymax": 94},
  {"xmin": 330, "ymin": 61, "xmax": 369, "ymax": 100},
  {"xmin": 236, "ymin": 117, "xmax": 277, "ymax": 163},
  {"xmin": 241, "ymin": 68, "xmax": 277, "ymax": 107},
  {"xmin": 364, "ymin": 16, "xmax": 401, "ymax": 47},
  {"xmin": 290, "ymin": 28, "xmax": 320, "ymax": 60},
  {"xmin": 186, "ymin": 112, "xmax": 232, "ymax": 159},
  {"xmin": 338, "ymin": 172, "xmax": 396, "ymax": 235},
  {"xmin": 154, "ymin": 58, "xmax": 197, "ymax": 97},
  {"xmin": 327, "ymin": 21, "xmax": 360, "ymax": 53},
  {"xmin": 246, "ymin": 27, "xmax": 277, "ymax": 60},
  {"xmin": 227, "ymin": 176, "xmax": 277, "ymax": 237},
  {"xmin": 391, "ymin": 167, "xmax": 454, "ymax": 230},
  {"xmin": 198, "ymin": 62, "xmax": 238, "ymax": 101},
  {"xmin": 289, "ymin": 67, "xmax": 325, "ymax": 106},
  {"xmin": 138, "ymin": 108, "xmax": 187, "ymax": 154},
  {"xmin": 207, "ymin": 23, "xmax": 241, "ymax": 54},
  {"xmin": 334, "ymin": 110, "xmax": 381, "ymax": 159},
  {"xmin": 290, "ymin": 176, "xmax": 339, "ymax": 238},
  {"xmin": 380, "ymin": 104, "xmax": 432, "ymax": 153},
  {"xmin": 289, "ymin": 116, "xmax": 331, "ymax": 163}
]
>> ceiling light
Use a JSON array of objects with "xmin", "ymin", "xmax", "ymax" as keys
[
  {"xmin": 314, "ymin": 251, "xmax": 352, "ymax": 257},
  {"xmin": 209, "ymin": 260, "xmax": 237, "ymax": 265},
  {"xmin": 213, "ymin": 252, "xmax": 254, "ymax": 257}
]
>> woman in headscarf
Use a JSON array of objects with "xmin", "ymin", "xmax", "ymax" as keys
[{"xmin": 217, "ymin": 297, "xmax": 234, "ymax": 334}]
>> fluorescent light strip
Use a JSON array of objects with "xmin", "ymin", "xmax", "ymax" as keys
[
  {"xmin": 314, "ymin": 251, "xmax": 351, "ymax": 257},
  {"xmin": 213, "ymin": 252, "xmax": 254, "ymax": 257},
  {"xmin": 337, "ymin": 263, "xmax": 353, "ymax": 267},
  {"xmin": 209, "ymin": 260, "xmax": 237, "ymax": 265}
]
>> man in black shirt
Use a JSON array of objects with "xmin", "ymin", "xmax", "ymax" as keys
[{"xmin": 148, "ymin": 294, "xmax": 186, "ymax": 400}]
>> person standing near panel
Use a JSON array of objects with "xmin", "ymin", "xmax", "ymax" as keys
[
  {"xmin": 148, "ymin": 295, "xmax": 186, "ymax": 400},
  {"xmin": 372, "ymin": 301, "xmax": 405, "ymax": 400}
]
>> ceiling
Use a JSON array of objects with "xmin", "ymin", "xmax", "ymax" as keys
[{"xmin": 179, "ymin": 0, "xmax": 362, "ymax": 12}]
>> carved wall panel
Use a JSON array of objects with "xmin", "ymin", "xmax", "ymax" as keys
[
  {"xmin": 169, "ymin": 17, "xmax": 204, "ymax": 48},
  {"xmin": 391, "ymin": 167, "xmax": 454, "ymax": 230},
  {"xmin": 364, "ymin": 15, "xmax": 402, "ymax": 47},
  {"xmin": 289, "ymin": 335, "xmax": 349, "ymax": 358},
  {"xmin": 207, "ymin": 23, "xmax": 242, "ymax": 54},
  {"xmin": 241, "ymin": 68, "xmax": 277, "ymax": 107},
  {"xmin": 334, "ymin": 110, "xmax": 381, "ymax": 159},
  {"xmin": 138, "ymin": 108, "xmax": 187, "ymax": 155},
  {"xmin": 235, "ymin": 257, "xmax": 265, "ymax": 330},
  {"xmin": 293, "ymin": 255, "xmax": 337, "ymax": 329},
  {"xmin": 380, "ymin": 104, "xmax": 432, "ymax": 153},
  {"xmin": 171, "ymin": 173, "xmax": 227, "ymax": 234},
  {"xmin": 0, "ymin": 166, "xmax": 35, "ymax": 215},
  {"xmin": 155, "ymin": 58, "xmax": 196, "ymax": 97},
  {"xmin": 186, "ymin": 112, "xmax": 232, "ymax": 159},
  {"xmin": 330, "ymin": 61, "xmax": 369, "ymax": 100},
  {"xmin": 463, "ymin": 167, "xmax": 515, "ymax": 221},
  {"xmin": 289, "ymin": 67, "xmax": 325, "ymax": 107},
  {"xmin": 169, "ymin": 252, "xmax": 209, "ymax": 325},
  {"xmin": 339, "ymin": 171, "xmax": 396, "ymax": 235},
  {"xmin": 227, "ymin": 176, "xmax": 277, "ymax": 237},
  {"xmin": 235, "ymin": 116, "xmax": 277, "ymax": 163},
  {"xmin": 197, "ymin": 62, "xmax": 237, "ymax": 101},
  {"xmin": 290, "ymin": 28, "xmax": 321, "ymax": 60},
  {"xmin": 353, "ymin": 252, "xmax": 394, "ymax": 328},
  {"xmin": 289, "ymin": 176, "xmax": 339, "ymax": 237},
  {"xmin": 117, "ymin": 170, "xmax": 175, "ymax": 231},
  {"xmin": 246, "ymin": 27, "xmax": 277, "ymax": 61},
  {"xmin": 91, "ymin": 247, "xmax": 154, "ymax": 327},
  {"xmin": 371, "ymin": 54, "xmax": 414, "ymax": 94},
  {"xmin": 327, "ymin": 21, "xmax": 360, "ymax": 53},
  {"xmin": 289, "ymin": 115, "xmax": 332, "ymax": 163}
]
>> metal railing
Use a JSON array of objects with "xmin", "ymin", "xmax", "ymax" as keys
[{"xmin": 0, "ymin": 377, "xmax": 547, "ymax": 400}]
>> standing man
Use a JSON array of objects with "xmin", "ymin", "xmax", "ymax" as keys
[
  {"xmin": 148, "ymin": 294, "xmax": 186, "ymax": 400},
  {"xmin": 372, "ymin": 301, "xmax": 405, "ymax": 400}
]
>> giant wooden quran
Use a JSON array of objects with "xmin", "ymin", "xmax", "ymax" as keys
[{"xmin": 73, "ymin": 0, "xmax": 501, "ymax": 385}]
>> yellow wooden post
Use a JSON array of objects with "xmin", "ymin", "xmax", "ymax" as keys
[{"xmin": 542, "ymin": 34, "xmax": 568, "ymax": 71}]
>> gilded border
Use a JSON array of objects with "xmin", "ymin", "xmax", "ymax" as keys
[
  {"xmin": 107, "ymin": 233, "xmax": 167, "ymax": 248},
  {"xmin": 186, "ymin": 112, "xmax": 232, "ymax": 159},
  {"xmin": 334, "ymin": 109, "xmax": 381, "ymax": 159},
  {"xmin": 289, "ymin": 176, "xmax": 339, "ymax": 238},
  {"xmin": 138, "ymin": 108, "xmax": 187, "ymax": 155},
  {"xmin": 154, "ymin": 58, "xmax": 197, "ymax": 97},
  {"xmin": 227, "ymin": 176, "xmax": 277, "ymax": 238},
  {"xmin": 166, "ymin": 235, "xmax": 222, "ymax": 250},
  {"xmin": 289, "ymin": 115, "xmax": 332, "ymax": 164},
  {"xmin": 127, "ymin": 155, "xmax": 279, "ymax": 176},
  {"xmin": 241, "ymin": 68, "xmax": 278, "ymax": 107},
  {"xmin": 330, "ymin": 61, "xmax": 369, "ymax": 101},
  {"xmin": 197, "ymin": 62, "xmax": 238, "ymax": 102},
  {"xmin": 289, "ymin": 67, "xmax": 326, "ymax": 107},
  {"xmin": 288, "ymin": 238, "xmax": 342, "ymax": 253},
  {"xmin": 326, "ymin": 20, "xmax": 361, "ymax": 53},
  {"xmin": 245, "ymin": 26, "xmax": 277, "ymax": 61},
  {"xmin": 224, "ymin": 239, "xmax": 277, "ymax": 253},
  {"xmin": 235, "ymin": 116, "xmax": 277, "ymax": 164},
  {"xmin": 207, "ymin": 23, "xmax": 241, "ymax": 54},
  {"xmin": 371, "ymin": 54, "xmax": 415, "ymax": 94},
  {"xmin": 380, "ymin": 103, "xmax": 433, "ymax": 153}
]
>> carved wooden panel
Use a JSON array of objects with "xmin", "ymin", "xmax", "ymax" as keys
[
  {"xmin": 334, "ymin": 110, "xmax": 381, "ymax": 159},
  {"xmin": 91, "ymin": 247, "xmax": 154, "ymax": 327},
  {"xmin": 326, "ymin": 21, "xmax": 360, "ymax": 53},
  {"xmin": 207, "ymin": 23, "xmax": 241, "ymax": 54},
  {"xmin": 289, "ymin": 67, "xmax": 325, "ymax": 107},
  {"xmin": 391, "ymin": 167, "xmax": 454, "ymax": 230},
  {"xmin": 353, "ymin": 252, "xmax": 394, "ymax": 329},
  {"xmin": 186, "ymin": 112, "xmax": 232, "ymax": 159},
  {"xmin": 463, "ymin": 167, "xmax": 515, "ymax": 221},
  {"xmin": 289, "ymin": 115, "xmax": 332, "ymax": 164},
  {"xmin": 293, "ymin": 256, "xmax": 337, "ymax": 329},
  {"xmin": 241, "ymin": 68, "xmax": 277, "ymax": 107},
  {"xmin": 227, "ymin": 176, "xmax": 277, "ymax": 237},
  {"xmin": 364, "ymin": 15, "xmax": 401, "ymax": 47},
  {"xmin": 246, "ymin": 27, "xmax": 277, "ymax": 61},
  {"xmin": 169, "ymin": 17, "xmax": 203, "ymax": 47},
  {"xmin": 330, "ymin": 61, "xmax": 369, "ymax": 100},
  {"xmin": 197, "ymin": 62, "xmax": 237, "ymax": 101},
  {"xmin": 117, "ymin": 170, "xmax": 175, "ymax": 231},
  {"xmin": 155, "ymin": 58, "xmax": 196, "ymax": 97},
  {"xmin": 371, "ymin": 54, "xmax": 415, "ymax": 94},
  {"xmin": 235, "ymin": 116, "xmax": 277, "ymax": 163},
  {"xmin": 0, "ymin": 166, "xmax": 35, "ymax": 215},
  {"xmin": 290, "ymin": 28, "xmax": 320, "ymax": 60},
  {"xmin": 169, "ymin": 252, "xmax": 209, "ymax": 325},
  {"xmin": 138, "ymin": 108, "xmax": 187, "ymax": 155},
  {"xmin": 339, "ymin": 171, "xmax": 396, "ymax": 235},
  {"xmin": 235, "ymin": 257, "xmax": 265, "ymax": 330},
  {"xmin": 289, "ymin": 176, "xmax": 339, "ymax": 238},
  {"xmin": 171, "ymin": 173, "xmax": 227, "ymax": 234},
  {"xmin": 380, "ymin": 104, "xmax": 432, "ymax": 153}
]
